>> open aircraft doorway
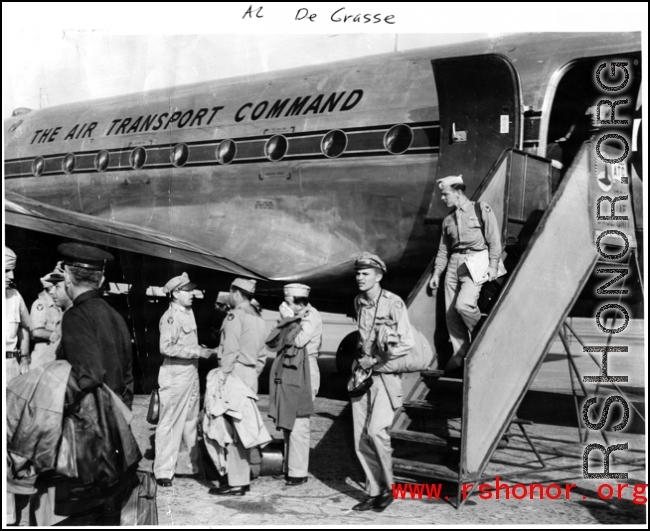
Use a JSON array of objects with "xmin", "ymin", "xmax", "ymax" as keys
[{"xmin": 426, "ymin": 54, "xmax": 521, "ymax": 219}]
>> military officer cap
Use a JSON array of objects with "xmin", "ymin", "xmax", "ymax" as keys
[
  {"xmin": 5, "ymin": 247, "xmax": 17, "ymax": 270},
  {"xmin": 284, "ymin": 283, "xmax": 311, "ymax": 298},
  {"xmin": 163, "ymin": 272, "xmax": 196, "ymax": 294},
  {"xmin": 42, "ymin": 261, "xmax": 65, "ymax": 284},
  {"xmin": 437, "ymin": 174, "xmax": 464, "ymax": 189},
  {"xmin": 40, "ymin": 276, "xmax": 54, "ymax": 289},
  {"xmin": 354, "ymin": 252, "xmax": 387, "ymax": 273},
  {"xmin": 58, "ymin": 243, "xmax": 114, "ymax": 271},
  {"xmin": 231, "ymin": 278, "xmax": 256, "ymax": 295}
]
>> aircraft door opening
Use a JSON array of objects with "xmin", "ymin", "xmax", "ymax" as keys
[{"xmin": 426, "ymin": 54, "xmax": 521, "ymax": 219}]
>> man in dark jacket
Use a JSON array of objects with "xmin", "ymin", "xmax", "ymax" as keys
[{"xmin": 56, "ymin": 243, "xmax": 134, "ymax": 409}]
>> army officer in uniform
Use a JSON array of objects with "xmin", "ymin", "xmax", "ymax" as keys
[
  {"xmin": 154, "ymin": 272, "xmax": 215, "ymax": 487},
  {"xmin": 209, "ymin": 278, "xmax": 268, "ymax": 496},
  {"xmin": 428, "ymin": 175, "xmax": 502, "ymax": 370}
]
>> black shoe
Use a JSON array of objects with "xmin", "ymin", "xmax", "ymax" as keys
[
  {"xmin": 175, "ymin": 473, "xmax": 201, "ymax": 479},
  {"xmin": 373, "ymin": 489, "xmax": 394, "ymax": 511},
  {"xmin": 208, "ymin": 485, "xmax": 250, "ymax": 496},
  {"xmin": 285, "ymin": 476, "xmax": 308, "ymax": 486},
  {"xmin": 272, "ymin": 473, "xmax": 287, "ymax": 480},
  {"xmin": 352, "ymin": 496, "xmax": 376, "ymax": 511},
  {"xmin": 156, "ymin": 478, "xmax": 172, "ymax": 487}
]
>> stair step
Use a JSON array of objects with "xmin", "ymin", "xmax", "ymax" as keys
[
  {"xmin": 393, "ymin": 457, "xmax": 459, "ymax": 482},
  {"xmin": 390, "ymin": 429, "xmax": 450, "ymax": 447},
  {"xmin": 403, "ymin": 400, "xmax": 463, "ymax": 416}
]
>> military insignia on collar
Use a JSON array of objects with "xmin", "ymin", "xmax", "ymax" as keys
[
  {"xmin": 228, "ymin": 313, "xmax": 235, "ymax": 321},
  {"xmin": 168, "ymin": 316, "xmax": 174, "ymax": 324},
  {"xmin": 37, "ymin": 304, "xmax": 44, "ymax": 311}
]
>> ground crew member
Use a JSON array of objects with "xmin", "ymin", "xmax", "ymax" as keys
[
  {"xmin": 57, "ymin": 243, "xmax": 134, "ymax": 407},
  {"xmin": 428, "ymin": 175, "xmax": 502, "ymax": 370},
  {"xmin": 351, "ymin": 252, "xmax": 415, "ymax": 512},
  {"xmin": 29, "ymin": 276, "xmax": 62, "ymax": 368},
  {"xmin": 5, "ymin": 246, "xmax": 30, "ymax": 525},
  {"xmin": 209, "ymin": 278, "xmax": 268, "ymax": 496},
  {"xmin": 275, "ymin": 283, "xmax": 322, "ymax": 486},
  {"xmin": 154, "ymin": 272, "xmax": 215, "ymax": 487}
]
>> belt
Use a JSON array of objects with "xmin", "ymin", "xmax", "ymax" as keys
[
  {"xmin": 453, "ymin": 249, "xmax": 477, "ymax": 255},
  {"xmin": 6, "ymin": 350, "xmax": 20, "ymax": 359}
]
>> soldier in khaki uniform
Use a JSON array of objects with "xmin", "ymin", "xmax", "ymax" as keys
[
  {"xmin": 274, "ymin": 283, "xmax": 322, "ymax": 486},
  {"xmin": 5, "ymin": 247, "xmax": 30, "ymax": 525},
  {"xmin": 29, "ymin": 277, "xmax": 62, "ymax": 368},
  {"xmin": 154, "ymin": 272, "xmax": 215, "ymax": 487},
  {"xmin": 351, "ymin": 253, "xmax": 415, "ymax": 512},
  {"xmin": 209, "ymin": 278, "xmax": 268, "ymax": 496},
  {"xmin": 428, "ymin": 175, "xmax": 502, "ymax": 370}
]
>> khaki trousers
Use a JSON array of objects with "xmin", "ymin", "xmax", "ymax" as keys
[
  {"xmin": 282, "ymin": 357, "xmax": 320, "ymax": 477},
  {"xmin": 226, "ymin": 364, "xmax": 258, "ymax": 487},
  {"xmin": 351, "ymin": 374, "xmax": 397, "ymax": 496},
  {"xmin": 154, "ymin": 358, "xmax": 200, "ymax": 479},
  {"xmin": 444, "ymin": 253, "xmax": 483, "ymax": 361}
]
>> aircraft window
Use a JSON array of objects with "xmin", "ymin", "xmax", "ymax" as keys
[
  {"xmin": 95, "ymin": 150, "xmax": 110, "ymax": 172},
  {"xmin": 321, "ymin": 130, "xmax": 347, "ymax": 158},
  {"xmin": 171, "ymin": 143, "xmax": 189, "ymax": 167},
  {"xmin": 384, "ymin": 124, "xmax": 414, "ymax": 154},
  {"xmin": 62, "ymin": 153, "xmax": 76, "ymax": 174},
  {"xmin": 216, "ymin": 139, "xmax": 236, "ymax": 165},
  {"xmin": 130, "ymin": 147, "xmax": 147, "ymax": 170},
  {"xmin": 264, "ymin": 135, "xmax": 288, "ymax": 161},
  {"xmin": 32, "ymin": 157, "xmax": 44, "ymax": 177}
]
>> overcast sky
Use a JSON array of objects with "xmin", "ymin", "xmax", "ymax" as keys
[{"xmin": 2, "ymin": 3, "xmax": 647, "ymax": 119}]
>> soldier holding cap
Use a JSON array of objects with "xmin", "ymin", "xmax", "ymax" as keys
[
  {"xmin": 154, "ymin": 272, "xmax": 216, "ymax": 487},
  {"xmin": 4, "ymin": 247, "xmax": 31, "ymax": 381},
  {"xmin": 209, "ymin": 278, "xmax": 268, "ymax": 496},
  {"xmin": 273, "ymin": 283, "xmax": 322, "ymax": 486},
  {"xmin": 351, "ymin": 252, "xmax": 415, "ymax": 512},
  {"xmin": 29, "ymin": 276, "xmax": 62, "ymax": 368},
  {"xmin": 428, "ymin": 175, "xmax": 502, "ymax": 370},
  {"xmin": 56, "ymin": 243, "xmax": 134, "ymax": 408}
]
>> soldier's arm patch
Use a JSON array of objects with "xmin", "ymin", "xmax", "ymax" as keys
[
  {"xmin": 168, "ymin": 316, "xmax": 174, "ymax": 324},
  {"xmin": 228, "ymin": 313, "xmax": 235, "ymax": 321},
  {"xmin": 37, "ymin": 304, "xmax": 44, "ymax": 311},
  {"xmin": 394, "ymin": 300, "xmax": 404, "ymax": 309}
]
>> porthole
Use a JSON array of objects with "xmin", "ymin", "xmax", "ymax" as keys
[
  {"xmin": 129, "ymin": 147, "xmax": 146, "ymax": 170},
  {"xmin": 62, "ymin": 153, "xmax": 76, "ymax": 174},
  {"xmin": 170, "ymin": 143, "xmax": 189, "ymax": 167},
  {"xmin": 264, "ymin": 135, "xmax": 288, "ymax": 162},
  {"xmin": 321, "ymin": 130, "xmax": 347, "ymax": 158},
  {"xmin": 94, "ymin": 150, "xmax": 110, "ymax": 172},
  {"xmin": 32, "ymin": 157, "xmax": 45, "ymax": 177},
  {"xmin": 216, "ymin": 139, "xmax": 236, "ymax": 165},
  {"xmin": 384, "ymin": 124, "xmax": 414, "ymax": 154}
]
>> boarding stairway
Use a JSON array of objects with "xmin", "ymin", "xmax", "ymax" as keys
[{"xmin": 394, "ymin": 142, "xmax": 605, "ymax": 507}]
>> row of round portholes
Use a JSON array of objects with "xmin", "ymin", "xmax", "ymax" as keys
[{"xmin": 29, "ymin": 124, "xmax": 415, "ymax": 177}]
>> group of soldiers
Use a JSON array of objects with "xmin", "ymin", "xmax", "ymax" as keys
[{"xmin": 5, "ymin": 173, "xmax": 502, "ymax": 517}]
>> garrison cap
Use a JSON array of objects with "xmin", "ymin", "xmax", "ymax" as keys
[
  {"xmin": 58, "ymin": 243, "xmax": 114, "ymax": 271},
  {"xmin": 231, "ymin": 278, "xmax": 256, "ymax": 294},
  {"xmin": 283, "ymin": 283, "xmax": 311, "ymax": 298},
  {"xmin": 163, "ymin": 272, "xmax": 196, "ymax": 294},
  {"xmin": 354, "ymin": 252, "xmax": 387, "ymax": 273},
  {"xmin": 43, "ymin": 261, "xmax": 65, "ymax": 284},
  {"xmin": 437, "ymin": 174, "xmax": 464, "ymax": 189},
  {"xmin": 5, "ymin": 247, "xmax": 17, "ymax": 270}
]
